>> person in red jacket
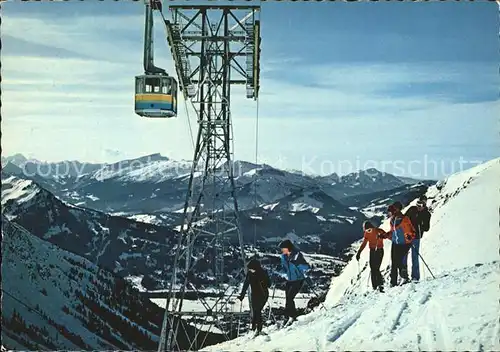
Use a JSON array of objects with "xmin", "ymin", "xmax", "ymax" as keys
[
  {"xmin": 380, "ymin": 202, "xmax": 416, "ymax": 287},
  {"xmin": 356, "ymin": 221, "xmax": 385, "ymax": 292}
]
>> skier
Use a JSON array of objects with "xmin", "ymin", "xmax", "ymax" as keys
[
  {"xmin": 238, "ymin": 259, "xmax": 270, "ymax": 336},
  {"xmin": 279, "ymin": 239, "xmax": 310, "ymax": 327},
  {"xmin": 379, "ymin": 202, "xmax": 416, "ymax": 287},
  {"xmin": 356, "ymin": 221, "xmax": 385, "ymax": 292},
  {"xmin": 402, "ymin": 195, "xmax": 431, "ymax": 281}
]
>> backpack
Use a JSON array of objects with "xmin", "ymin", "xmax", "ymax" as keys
[{"xmin": 390, "ymin": 215, "xmax": 416, "ymax": 244}]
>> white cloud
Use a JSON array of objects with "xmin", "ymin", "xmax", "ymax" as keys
[
  {"xmin": 2, "ymin": 14, "xmax": 145, "ymax": 62},
  {"xmin": 1, "ymin": 8, "xmax": 497, "ymax": 178}
]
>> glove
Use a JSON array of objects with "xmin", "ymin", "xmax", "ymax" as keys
[
  {"xmin": 355, "ymin": 252, "xmax": 361, "ymax": 261},
  {"xmin": 405, "ymin": 234, "xmax": 413, "ymax": 242},
  {"xmin": 377, "ymin": 233, "xmax": 385, "ymax": 239}
]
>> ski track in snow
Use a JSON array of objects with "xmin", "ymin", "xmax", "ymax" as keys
[
  {"xmin": 209, "ymin": 264, "xmax": 499, "ymax": 351},
  {"xmin": 94, "ymin": 237, "xmax": 110, "ymax": 267},
  {"xmin": 326, "ymin": 310, "xmax": 363, "ymax": 343}
]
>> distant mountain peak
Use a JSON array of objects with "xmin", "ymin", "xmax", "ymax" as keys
[
  {"xmin": 130, "ymin": 153, "xmax": 169, "ymax": 163},
  {"xmin": 1, "ymin": 162, "xmax": 25, "ymax": 175},
  {"xmin": 361, "ymin": 167, "xmax": 383, "ymax": 174},
  {"xmin": 2, "ymin": 153, "xmax": 29, "ymax": 166}
]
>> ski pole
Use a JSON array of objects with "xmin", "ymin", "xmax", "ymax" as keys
[
  {"xmin": 305, "ymin": 278, "xmax": 327, "ymax": 311},
  {"xmin": 237, "ymin": 300, "xmax": 243, "ymax": 337},
  {"xmin": 267, "ymin": 284, "xmax": 276, "ymax": 322},
  {"xmin": 422, "ymin": 254, "xmax": 426, "ymax": 280},
  {"xmin": 415, "ymin": 246, "xmax": 435, "ymax": 279}
]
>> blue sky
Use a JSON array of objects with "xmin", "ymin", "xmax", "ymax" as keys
[{"xmin": 2, "ymin": 0, "xmax": 499, "ymax": 178}]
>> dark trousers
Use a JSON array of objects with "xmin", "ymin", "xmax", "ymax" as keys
[
  {"xmin": 251, "ymin": 295, "xmax": 268, "ymax": 331},
  {"xmin": 369, "ymin": 248, "xmax": 384, "ymax": 290},
  {"xmin": 285, "ymin": 280, "xmax": 304, "ymax": 319},
  {"xmin": 390, "ymin": 243, "xmax": 411, "ymax": 286}
]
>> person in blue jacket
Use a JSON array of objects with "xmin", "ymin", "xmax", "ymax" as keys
[{"xmin": 279, "ymin": 239, "xmax": 310, "ymax": 326}]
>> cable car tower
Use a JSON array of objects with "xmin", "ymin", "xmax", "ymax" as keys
[{"xmin": 158, "ymin": 4, "xmax": 261, "ymax": 351}]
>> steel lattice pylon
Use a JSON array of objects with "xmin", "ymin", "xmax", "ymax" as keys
[{"xmin": 158, "ymin": 5, "xmax": 261, "ymax": 352}]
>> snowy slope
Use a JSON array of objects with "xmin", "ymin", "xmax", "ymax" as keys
[
  {"xmin": 86, "ymin": 154, "xmax": 192, "ymax": 183},
  {"xmin": 1, "ymin": 173, "xmax": 183, "ymax": 291},
  {"xmin": 1, "ymin": 176, "xmax": 39, "ymax": 206},
  {"xmin": 208, "ymin": 262, "xmax": 499, "ymax": 351},
  {"xmin": 1, "ymin": 217, "xmax": 224, "ymax": 351},
  {"xmin": 341, "ymin": 182, "xmax": 431, "ymax": 219},
  {"xmin": 205, "ymin": 158, "xmax": 500, "ymax": 351},
  {"xmin": 1, "ymin": 217, "xmax": 162, "ymax": 351},
  {"xmin": 327, "ymin": 157, "xmax": 500, "ymax": 304}
]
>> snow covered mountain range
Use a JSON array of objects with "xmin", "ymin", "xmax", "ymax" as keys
[
  {"xmin": 3, "ymin": 173, "xmax": 299, "ymax": 293},
  {"xmin": 1, "ymin": 153, "xmax": 430, "ymax": 286},
  {"xmin": 1, "ymin": 153, "xmax": 425, "ymax": 217},
  {"xmin": 207, "ymin": 157, "xmax": 500, "ymax": 351},
  {"xmin": 0, "ymin": 173, "xmax": 352, "ymax": 293},
  {"xmin": 1, "ymin": 217, "xmax": 223, "ymax": 351}
]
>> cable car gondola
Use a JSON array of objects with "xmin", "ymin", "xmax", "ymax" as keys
[
  {"xmin": 135, "ymin": 0, "xmax": 178, "ymax": 118},
  {"xmin": 135, "ymin": 74, "xmax": 177, "ymax": 118}
]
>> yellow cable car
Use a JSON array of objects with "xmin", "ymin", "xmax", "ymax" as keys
[
  {"xmin": 135, "ymin": 0, "xmax": 178, "ymax": 118},
  {"xmin": 135, "ymin": 75, "xmax": 177, "ymax": 118}
]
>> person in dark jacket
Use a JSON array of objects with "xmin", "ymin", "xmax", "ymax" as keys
[
  {"xmin": 380, "ymin": 202, "xmax": 416, "ymax": 287},
  {"xmin": 279, "ymin": 239, "xmax": 310, "ymax": 326},
  {"xmin": 238, "ymin": 259, "xmax": 270, "ymax": 335},
  {"xmin": 402, "ymin": 196, "xmax": 431, "ymax": 281}
]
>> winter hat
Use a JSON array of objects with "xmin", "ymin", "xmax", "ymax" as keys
[
  {"xmin": 392, "ymin": 201, "xmax": 403, "ymax": 211},
  {"xmin": 417, "ymin": 195, "xmax": 427, "ymax": 207},
  {"xmin": 247, "ymin": 258, "xmax": 261, "ymax": 270},
  {"xmin": 363, "ymin": 221, "xmax": 375, "ymax": 230},
  {"xmin": 279, "ymin": 239, "xmax": 295, "ymax": 251},
  {"xmin": 387, "ymin": 204, "xmax": 397, "ymax": 213}
]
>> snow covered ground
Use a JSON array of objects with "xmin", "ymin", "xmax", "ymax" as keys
[
  {"xmin": 209, "ymin": 263, "xmax": 498, "ymax": 351},
  {"xmin": 205, "ymin": 158, "xmax": 500, "ymax": 351},
  {"xmin": 1, "ymin": 176, "xmax": 39, "ymax": 208},
  {"xmin": 89, "ymin": 157, "xmax": 192, "ymax": 183}
]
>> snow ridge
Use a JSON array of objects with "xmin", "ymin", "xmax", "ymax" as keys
[{"xmin": 206, "ymin": 158, "xmax": 500, "ymax": 351}]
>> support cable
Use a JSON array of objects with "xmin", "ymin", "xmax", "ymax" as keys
[{"xmin": 253, "ymin": 95, "xmax": 260, "ymax": 247}]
